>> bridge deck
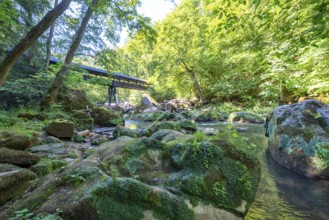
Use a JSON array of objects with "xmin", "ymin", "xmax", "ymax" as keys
[{"xmin": 49, "ymin": 57, "xmax": 148, "ymax": 90}]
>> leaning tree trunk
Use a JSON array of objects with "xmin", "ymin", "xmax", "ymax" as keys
[
  {"xmin": 0, "ymin": 0, "xmax": 72, "ymax": 86},
  {"xmin": 180, "ymin": 60, "xmax": 205, "ymax": 105},
  {"xmin": 191, "ymin": 71, "xmax": 204, "ymax": 105},
  {"xmin": 45, "ymin": 0, "xmax": 59, "ymax": 68},
  {"xmin": 42, "ymin": 0, "xmax": 99, "ymax": 109}
]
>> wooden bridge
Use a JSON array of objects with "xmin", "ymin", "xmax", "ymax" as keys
[{"xmin": 49, "ymin": 57, "xmax": 149, "ymax": 105}]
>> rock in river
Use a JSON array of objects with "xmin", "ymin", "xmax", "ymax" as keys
[{"xmin": 265, "ymin": 100, "xmax": 329, "ymax": 178}]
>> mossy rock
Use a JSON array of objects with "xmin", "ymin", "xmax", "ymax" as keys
[
  {"xmin": 17, "ymin": 112, "xmax": 46, "ymax": 121},
  {"xmin": 0, "ymin": 168, "xmax": 37, "ymax": 206},
  {"xmin": 179, "ymin": 120, "xmax": 197, "ymax": 133},
  {"xmin": 31, "ymin": 158, "xmax": 67, "ymax": 177},
  {"xmin": 71, "ymin": 110, "xmax": 94, "ymax": 131},
  {"xmin": 193, "ymin": 108, "xmax": 225, "ymax": 122},
  {"xmin": 168, "ymin": 140, "xmax": 261, "ymax": 215},
  {"xmin": 29, "ymin": 143, "xmax": 79, "ymax": 160},
  {"xmin": 150, "ymin": 129, "xmax": 192, "ymax": 144},
  {"xmin": 113, "ymin": 126, "xmax": 139, "ymax": 139},
  {"xmin": 45, "ymin": 120, "xmax": 75, "ymax": 139},
  {"xmin": 73, "ymin": 134, "xmax": 86, "ymax": 143},
  {"xmin": 228, "ymin": 112, "xmax": 264, "ymax": 124},
  {"xmin": 0, "ymin": 131, "xmax": 259, "ymax": 220},
  {"xmin": 0, "ymin": 163, "xmax": 20, "ymax": 173},
  {"xmin": 265, "ymin": 100, "xmax": 329, "ymax": 178},
  {"xmin": 0, "ymin": 148, "xmax": 40, "ymax": 167},
  {"xmin": 100, "ymin": 137, "xmax": 165, "ymax": 177},
  {"xmin": 58, "ymin": 89, "xmax": 93, "ymax": 112},
  {"xmin": 79, "ymin": 177, "xmax": 195, "ymax": 220},
  {"xmin": 130, "ymin": 111, "xmax": 175, "ymax": 122},
  {"xmin": 143, "ymin": 121, "xmax": 182, "ymax": 137},
  {"xmin": 0, "ymin": 133, "xmax": 31, "ymax": 150},
  {"xmin": 91, "ymin": 107, "xmax": 124, "ymax": 127}
]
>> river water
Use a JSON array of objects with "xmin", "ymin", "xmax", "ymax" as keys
[{"xmin": 126, "ymin": 120, "xmax": 329, "ymax": 220}]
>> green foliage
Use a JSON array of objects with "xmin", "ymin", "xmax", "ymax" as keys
[
  {"xmin": 64, "ymin": 168, "xmax": 99, "ymax": 186},
  {"xmin": 193, "ymin": 131, "xmax": 206, "ymax": 144},
  {"xmin": 216, "ymin": 126, "xmax": 259, "ymax": 160},
  {"xmin": 9, "ymin": 208, "xmax": 62, "ymax": 220},
  {"xmin": 305, "ymin": 110, "xmax": 322, "ymax": 119},
  {"xmin": 314, "ymin": 142, "xmax": 329, "ymax": 169},
  {"xmin": 108, "ymin": 0, "xmax": 329, "ymax": 105}
]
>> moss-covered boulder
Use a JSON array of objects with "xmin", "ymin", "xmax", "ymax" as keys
[
  {"xmin": 31, "ymin": 158, "xmax": 67, "ymax": 177},
  {"xmin": 143, "ymin": 121, "xmax": 181, "ymax": 137},
  {"xmin": 97, "ymin": 133, "xmax": 260, "ymax": 217},
  {"xmin": 265, "ymin": 100, "xmax": 329, "ymax": 178},
  {"xmin": 17, "ymin": 112, "xmax": 46, "ymax": 121},
  {"xmin": 71, "ymin": 110, "xmax": 94, "ymax": 131},
  {"xmin": 191, "ymin": 107, "xmax": 226, "ymax": 122},
  {"xmin": 0, "ymin": 168, "xmax": 37, "ymax": 205},
  {"xmin": 29, "ymin": 143, "xmax": 79, "ymax": 160},
  {"xmin": 91, "ymin": 107, "xmax": 124, "ymax": 127},
  {"xmin": 0, "ymin": 148, "xmax": 40, "ymax": 167},
  {"xmin": 228, "ymin": 112, "xmax": 264, "ymax": 124},
  {"xmin": 0, "ymin": 131, "xmax": 260, "ymax": 220},
  {"xmin": 45, "ymin": 120, "xmax": 75, "ymax": 139},
  {"xmin": 113, "ymin": 126, "xmax": 139, "ymax": 139},
  {"xmin": 179, "ymin": 120, "xmax": 197, "ymax": 133},
  {"xmin": 58, "ymin": 89, "xmax": 93, "ymax": 112},
  {"xmin": 168, "ymin": 140, "xmax": 260, "ymax": 215},
  {"xmin": 0, "ymin": 133, "xmax": 31, "ymax": 150},
  {"xmin": 151, "ymin": 129, "xmax": 192, "ymax": 143},
  {"xmin": 130, "ymin": 111, "xmax": 175, "ymax": 122}
]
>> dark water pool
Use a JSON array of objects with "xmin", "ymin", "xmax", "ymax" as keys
[{"xmin": 126, "ymin": 120, "xmax": 329, "ymax": 219}]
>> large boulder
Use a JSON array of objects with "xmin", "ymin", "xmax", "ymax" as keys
[
  {"xmin": 0, "ymin": 132, "xmax": 31, "ymax": 150},
  {"xmin": 57, "ymin": 89, "xmax": 93, "ymax": 111},
  {"xmin": 71, "ymin": 110, "xmax": 94, "ymax": 131},
  {"xmin": 265, "ymin": 100, "xmax": 329, "ymax": 178},
  {"xmin": 143, "ymin": 121, "xmax": 181, "ymax": 137},
  {"xmin": 179, "ymin": 120, "xmax": 197, "ymax": 133},
  {"xmin": 130, "ymin": 111, "xmax": 175, "ymax": 122},
  {"xmin": 29, "ymin": 143, "xmax": 80, "ymax": 160},
  {"xmin": 91, "ymin": 107, "xmax": 124, "ymax": 127},
  {"xmin": 0, "ymin": 168, "xmax": 37, "ymax": 205},
  {"xmin": 45, "ymin": 120, "xmax": 75, "ymax": 139},
  {"xmin": 0, "ymin": 131, "xmax": 260, "ymax": 220},
  {"xmin": 0, "ymin": 148, "xmax": 40, "ymax": 167},
  {"xmin": 228, "ymin": 112, "xmax": 264, "ymax": 124},
  {"xmin": 113, "ymin": 126, "xmax": 139, "ymax": 139}
]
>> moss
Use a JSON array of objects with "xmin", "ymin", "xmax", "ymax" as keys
[
  {"xmin": 167, "ymin": 140, "xmax": 260, "ymax": 214},
  {"xmin": 179, "ymin": 120, "xmax": 197, "ymax": 133},
  {"xmin": 303, "ymin": 127, "xmax": 314, "ymax": 142},
  {"xmin": 86, "ymin": 177, "xmax": 194, "ymax": 220},
  {"xmin": 143, "ymin": 121, "xmax": 181, "ymax": 137},
  {"xmin": 0, "ymin": 147, "xmax": 40, "ymax": 167},
  {"xmin": 113, "ymin": 126, "xmax": 138, "ymax": 139},
  {"xmin": 31, "ymin": 159, "xmax": 53, "ymax": 176},
  {"xmin": 0, "ymin": 169, "xmax": 37, "ymax": 206}
]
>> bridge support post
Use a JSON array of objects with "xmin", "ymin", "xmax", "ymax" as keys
[{"xmin": 108, "ymin": 81, "xmax": 118, "ymax": 106}]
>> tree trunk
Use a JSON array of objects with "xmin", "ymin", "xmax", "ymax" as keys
[
  {"xmin": 0, "ymin": 0, "xmax": 72, "ymax": 86},
  {"xmin": 42, "ymin": 0, "xmax": 99, "ymax": 108},
  {"xmin": 179, "ymin": 60, "xmax": 205, "ymax": 105},
  {"xmin": 191, "ymin": 71, "xmax": 205, "ymax": 105},
  {"xmin": 45, "ymin": 0, "xmax": 59, "ymax": 69}
]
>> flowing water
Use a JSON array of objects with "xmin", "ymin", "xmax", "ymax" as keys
[{"xmin": 126, "ymin": 120, "xmax": 329, "ymax": 220}]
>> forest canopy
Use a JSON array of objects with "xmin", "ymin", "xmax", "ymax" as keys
[{"xmin": 0, "ymin": 0, "xmax": 328, "ymax": 107}]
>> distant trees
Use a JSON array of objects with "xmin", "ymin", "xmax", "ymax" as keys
[{"xmin": 111, "ymin": 0, "xmax": 329, "ymax": 105}]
